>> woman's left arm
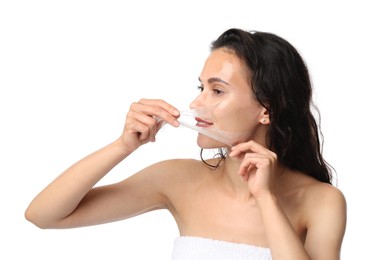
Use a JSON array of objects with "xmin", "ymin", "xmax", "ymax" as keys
[
  {"xmin": 229, "ymin": 140, "xmax": 347, "ymax": 260},
  {"xmin": 303, "ymin": 186, "xmax": 347, "ymax": 259},
  {"xmin": 256, "ymin": 188, "xmax": 346, "ymax": 260}
]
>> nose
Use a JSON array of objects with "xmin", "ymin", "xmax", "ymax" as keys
[{"xmin": 189, "ymin": 93, "xmax": 204, "ymax": 110}]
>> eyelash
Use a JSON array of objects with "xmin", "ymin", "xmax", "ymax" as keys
[{"xmin": 196, "ymin": 85, "xmax": 224, "ymax": 95}]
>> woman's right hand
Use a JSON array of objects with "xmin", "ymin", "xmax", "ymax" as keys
[
  {"xmin": 25, "ymin": 99, "xmax": 180, "ymax": 229},
  {"xmin": 120, "ymin": 99, "xmax": 180, "ymax": 151}
]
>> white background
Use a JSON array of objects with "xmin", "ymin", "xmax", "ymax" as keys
[{"xmin": 1, "ymin": 1, "xmax": 374, "ymax": 259}]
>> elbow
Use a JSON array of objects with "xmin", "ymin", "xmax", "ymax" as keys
[{"xmin": 24, "ymin": 206, "xmax": 50, "ymax": 229}]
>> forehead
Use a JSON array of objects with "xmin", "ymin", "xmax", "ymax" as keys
[{"xmin": 200, "ymin": 48, "xmax": 248, "ymax": 86}]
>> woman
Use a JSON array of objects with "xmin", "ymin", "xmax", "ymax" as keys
[{"xmin": 25, "ymin": 28, "xmax": 347, "ymax": 259}]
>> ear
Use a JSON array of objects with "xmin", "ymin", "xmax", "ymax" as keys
[{"xmin": 259, "ymin": 108, "xmax": 270, "ymax": 125}]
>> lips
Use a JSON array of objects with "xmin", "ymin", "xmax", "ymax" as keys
[{"xmin": 195, "ymin": 117, "xmax": 213, "ymax": 128}]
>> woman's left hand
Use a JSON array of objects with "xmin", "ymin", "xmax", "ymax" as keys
[{"xmin": 229, "ymin": 140, "xmax": 278, "ymax": 198}]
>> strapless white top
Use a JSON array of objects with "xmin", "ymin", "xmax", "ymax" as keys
[{"xmin": 171, "ymin": 236, "xmax": 272, "ymax": 260}]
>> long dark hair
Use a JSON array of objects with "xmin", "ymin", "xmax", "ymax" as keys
[{"xmin": 205, "ymin": 28, "xmax": 333, "ymax": 184}]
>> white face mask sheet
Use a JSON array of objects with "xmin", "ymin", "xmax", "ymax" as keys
[{"xmin": 176, "ymin": 108, "xmax": 243, "ymax": 147}]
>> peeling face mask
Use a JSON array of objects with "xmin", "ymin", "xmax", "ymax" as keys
[{"xmin": 176, "ymin": 106, "xmax": 245, "ymax": 147}]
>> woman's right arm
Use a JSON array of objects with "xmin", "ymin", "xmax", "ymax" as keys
[{"xmin": 25, "ymin": 99, "xmax": 180, "ymax": 229}]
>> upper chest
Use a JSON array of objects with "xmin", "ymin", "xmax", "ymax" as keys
[{"xmin": 168, "ymin": 174, "xmax": 307, "ymax": 245}]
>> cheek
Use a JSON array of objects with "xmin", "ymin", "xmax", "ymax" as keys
[{"xmin": 213, "ymin": 100, "xmax": 260, "ymax": 133}]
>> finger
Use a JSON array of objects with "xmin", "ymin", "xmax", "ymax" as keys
[
  {"xmin": 241, "ymin": 171, "xmax": 250, "ymax": 182},
  {"xmin": 238, "ymin": 152, "xmax": 268, "ymax": 175},
  {"xmin": 239, "ymin": 161, "xmax": 256, "ymax": 182},
  {"xmin": 138, "ymin": 99, "xmax": 180, "ymax": 116},
  {"xmin": 126, "ymin": 112, "xmax": 158, "ymax": 141},
  {"xmin": 138, "ymin": 99, "xmax": 180, "ymax": 127},
  {"xmin": 127, "ymin": 120, "xmax": 151, "ymax": 142},
  {"xmin": 230, "ymin": 140, "xmax": 262, "ymax": 155},
  {"xmin": 230, "ymin": 140, "xmax": 276, "ymax": 158}
]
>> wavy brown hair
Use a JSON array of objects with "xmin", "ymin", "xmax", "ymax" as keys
[{"xmin": 204, "ymin": 28, "xmax": 333, "ymax": 184}]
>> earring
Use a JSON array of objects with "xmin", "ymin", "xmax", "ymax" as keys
[{"xmin": 261, "ymin": 118, "xmax": 267, "ymax": 123}]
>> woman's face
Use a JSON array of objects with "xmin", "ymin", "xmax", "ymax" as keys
[{"xmin": 190, "ymin": 48, "xmax": 267, "ymax": 148}]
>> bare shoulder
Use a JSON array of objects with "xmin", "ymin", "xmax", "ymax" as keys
[
  {"xmin": 145, "ymin": 158, "xmax": 206, "ymax": 176},
  {"xmin": 281, "ymin": 173, "xmax": 347, "ymax": 257},
  {"xmin": 148, "ymin": 158, "xmax": 212, "ymax": 185},
  {"xmin": 281, "ymin": 171, "xmax": 347, "ymax": 232},
  {"xmin": 294, "ymin": 177, "xmax": 347, "ymax": 257},
  {"xmin": 133, "ymin": 158, "xmax": 208, "ymax": 188},
  {"xmin": 119, "ymin": 158, "xmax": 206, "ymax": 193},
  {"xmin": 115, "ymin": 158, "xmax": 207, "ymax": 210},
  {"xmin": 284, "ymin": 171, "xmax": 346, "ymax": 211},
  {"xmin": 139, "ymin": 158, "xmax": 211, "ymax": 208},
  {"xmin": 304, "ymin": 180, "xmax": 347, "ymax": 216}
]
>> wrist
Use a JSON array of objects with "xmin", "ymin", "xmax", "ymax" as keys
[
  {"xmin": 255, "ymin": 191, "xmax": 277, "ymax": 206},
  {"xmin": 114, "ymin": 138, "xmax": 137, "ymax": 157}
]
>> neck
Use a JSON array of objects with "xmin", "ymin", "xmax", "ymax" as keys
[
  {"xmin": 216, "ymin": 126, "xmax": 272, "ymax": 197},
  {"xmin": 218, "ymin": 147, "xmax": 284, "ymax": 199},
  {"xmin": 218, "ymin": 156, "xmax": 253, "ymax": 199}
]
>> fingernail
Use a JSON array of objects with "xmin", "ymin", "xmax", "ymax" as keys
[{"xmin": 172, "ymin": 109, "xmax": 180, "ymax": 116}]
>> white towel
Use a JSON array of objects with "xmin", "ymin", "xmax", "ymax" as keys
[{"xmin": 171, "ymin": 236, "xmax": 272, "ymax": 260}]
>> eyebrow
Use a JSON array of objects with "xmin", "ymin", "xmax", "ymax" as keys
[{"xmin": 198, "ymin": 77, "xmax": 230, "ymax": 86}]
